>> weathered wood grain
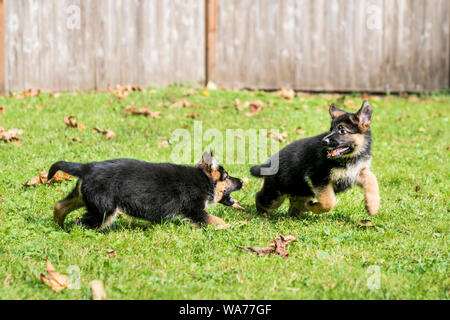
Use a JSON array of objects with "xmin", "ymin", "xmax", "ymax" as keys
[
  {"xmin": 2, "ymin": 0, "xmax": 449, "ymax": 92},
  {"xmin": 4, "ymin": 0, "xmax": 205, "ymax": 92},
  {"xmin": 216, "ymin": 0, "xmax": 450, "ymax": 92}
]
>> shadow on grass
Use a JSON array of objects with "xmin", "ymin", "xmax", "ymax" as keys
[{"xmin": 244, "ymin": 205, "xmax": 378, "ymax": 230}]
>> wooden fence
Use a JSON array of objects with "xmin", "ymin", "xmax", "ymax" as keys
[{"xmin": 1, "ymin": 0, "xmax": 449, "ymax": 93}]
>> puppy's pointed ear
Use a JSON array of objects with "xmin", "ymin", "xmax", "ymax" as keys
[
  {"xmin": 197, "ymin": 149, "xmax": 219, "ymax": 170},
  {"xmin": 329, "ymin": 103, "xmax": 346, "ymax": 119},
  {"xmin": 355, "ymin": 100, "xmax": 372, "ymax": 130}
]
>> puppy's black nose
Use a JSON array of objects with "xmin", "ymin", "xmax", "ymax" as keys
[{"xmin": 321, "ymin": 137, "xmax": 330, "ymax": 146}]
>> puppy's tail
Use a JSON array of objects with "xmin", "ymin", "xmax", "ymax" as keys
[
  {"xmin": 250, "ymin": 165, "xmax": 263, "ymax": 178},
  {"xmin": 48, "ymin": 161, "xmax": 85, "ymax": 180}
]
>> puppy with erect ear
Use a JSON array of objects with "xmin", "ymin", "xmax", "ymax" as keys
[
  {"xmin": 49, "ymin": 148, "xmax": 244, "ymax": 230},
  {"xmin": 197, "ymin": 148, "xmax": 244, "ymax": 209},
  {"xmin": 251, "ymin": 99, "xmax": 380, "ymax": 218}
]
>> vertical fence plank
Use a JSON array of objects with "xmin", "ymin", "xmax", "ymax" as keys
[
  {"xmin": 205, "ymin": 0, "xmax": 216, "ymax": 84},
  {"xmin": 0, "ymin": 0, "xmax": 4, "ymax": 93}
]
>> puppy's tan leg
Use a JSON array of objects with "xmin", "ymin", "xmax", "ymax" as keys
[
  {"xmin": 191, "ymin": 212, "xmax": 230, "ymax": 229},
  {"xmin": 356, "ymin": 168, "xmax": 380, "ymax": 216},
  {"xmin": 53, "ymin": 180, "xmax": 84, "ymax": 227},
  {"xmin": 288, "ymin": 196, "xmax": 313, "ymax": 217},
  {"xmin": 204, "ymin": 214, "xmax": 230, "ymax": 228},
  {"xmin": 305, "ymin": 184, "xmax": 336, "ymax": 214}
]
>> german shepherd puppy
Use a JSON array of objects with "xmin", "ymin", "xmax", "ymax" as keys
[
  {"xmin": 48, "ymin": 149, "xmax": 243, "ymax": 230},
  {"xmin": 250, "ymin": 100, "xmax": 380, "ymax": 217}
]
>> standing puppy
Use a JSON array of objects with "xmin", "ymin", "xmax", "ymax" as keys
[
  {"xmin": 49, "ymin": 150, "xmax": 243, "ymax": 229},
  {"xmin": 250, "ymin": 100, "xmax": 380, "ymax": 217}
]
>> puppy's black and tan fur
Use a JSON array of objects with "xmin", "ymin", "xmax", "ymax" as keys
[
  {"xmin": 49, "ymin": 150, "xmax": 243, "ymax": 229},
  {"xmin": 250, "ymin": 100, "xmax": 380, "ymax": 217}
]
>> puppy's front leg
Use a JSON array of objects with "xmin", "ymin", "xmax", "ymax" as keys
[
  {"xmin": 356, "ymin": 168, "xmax": 380, "ymax": 216},
  {"xmin": 305, "ymin": 183, "xmax": 336, "ymax": 214},
  {"xmin": 191, "ymin": 211, "xmax": 230, "ymax": 229}
]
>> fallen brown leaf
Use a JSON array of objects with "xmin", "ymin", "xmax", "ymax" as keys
[
  {"xmin": 296, "ymin": 128, "xmax": 306, "ymax": 134},
  {"xmin": 0, "ymin": 127, "xmax": 23, "ymax": 142},
  {"xmin": 22, "ymin": 88, "xmax": 41, "ymax": 98},
  {"xmin": 64, "ymin": 116, "xmax": 87, "ymax": 131},
  {"xmin": 93, "ymin": 127, "xmax": 115, "ymax": 140},
  {"xmin": 0, "ymin": 106, "xmax": 4, "ymax": 114},
  {"xmin": 126, "ymin": 105, "xmax": 161, "ymax": 118},
  {"xmin": 108, "ymin": 85, "xmax": 140, "ymax": 99},
  {"xmin": 187, "ymin": 113, "xmax": 201, "ymax": 119},
  {"xmin": 269, "ymin": 131, "xmax": 289, "ymax": 143},
  {"xmin": 90, "ymin": 280, "xmax": 106, "ymax": 300},
  {"xmin": 245, "ymin": 100, "xmax": 265, "ymax": 116},
  {"xmin": 415, "ymin": 185, "xmax": 420, "ymax": 192},
  {"xmin": 0, "ymin": 196, "xmax": 4, "ymax": 201},
  {"xmin": 71, "ymin": 137, "xmax": 82, "ymax": 142},
  {"xmin": 278, "ymin": 88, "xmax": 295, "ymax": 100},
  {"xmin": 40, "ymin": 259, "xmax": 69, "ymax": 293},
  {"xmin": 183, "ymin": 89, "xmax": 196, "ymax": 96},
  {"xmin": 25, "ymin": 171, "xmax": 72, "ymax": 187},
  {"xmin": 106, "ymin": 249, "xmax": 116, "ymax": 257},
  {"xmin": 171, "ymin": 99, "xmax": 191, "ymax": 108},
  {"xmin": 237, "ymin": 235, "xmax": 298, "ymax": 258}
]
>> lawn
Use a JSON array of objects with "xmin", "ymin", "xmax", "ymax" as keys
[{"xmin": 0, "ymin": 86, "xmax": 448, "ymax": 300}]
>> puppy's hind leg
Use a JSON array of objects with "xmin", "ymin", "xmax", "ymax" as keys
[
  {"xmin": 255, "ymin": 183, "xmax": 286, "ymax": 215},
  {"xmin": 78, "ymin": 205, "xmax": 115, "ymax": 230},
  {"xmin": 53, "ymin": 180, "xmax": 84, "ymax": 227}
]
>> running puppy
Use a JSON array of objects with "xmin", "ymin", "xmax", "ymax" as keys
[
  {"xmin": 250, "ymin": 100, "xmax": 380, "ymax": 217},
  {"xmin": 49, "ymin": 149, "xmax": 243, "ymax": 229}
]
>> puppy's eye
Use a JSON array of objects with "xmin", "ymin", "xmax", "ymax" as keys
[{"xmin": 338, "ymin": 128, "xmax": 347, "ymax": 135}]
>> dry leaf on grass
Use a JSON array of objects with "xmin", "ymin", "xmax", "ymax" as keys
[
  {"xmin": 40, "ymin": 259, "xmax": 69, "ymax": 293},
  {"xmin": 25, "ymin": 171, "xmax": 72, "ymax": 187},
  {"xmin": 187, "ymin": 113, "xmax": 201, "ymax": 119},
  {"xmin": 126, "ymin": 105, "xmax": 161, "ymax": 118},
  {"xmin": 296, "ymin": 128, "xmax": 306, "ymax": 134},
  {"xmin": 278, "ymin": 88, "xmax": 295, "ymax": 100},
  {"xmin": 171, "ymin": 99, "xmax": 191, "ymax": 108},
  {"xmin": 237, "ymin": 235, "xmax": 298, "ymax": 258},
  {"xmin": 183, "ymin": 89, "xmax": 196, "ymax": 96},
  {"xmin": 71, "ymin": 137, "xmax": 82, "ymax": 142},
  {"xmin": 108, "ymin": 85, "xmax": 142, "ymax": 100},
  {"xmin": 90, "ymin": 280, "xmax": 106, "ymax": 300},
  {"xmin": 269, "ymin": 131, "xmax": 289, "ymax": 143},
  {"xmin": 64, "ymin": 116, "xmax": 87, "ymax": 131},
  {"xmin": 106, "ymin": 249, "xmax": 116, "ymax": 257},
  {"xmin": 0, "ymin": 195, "xmax": 4, "ymax": 201},
  {"xmin": 93, "ymin": 127, "xmax": 115, "ymax": 140},
  {"xmin": 246, "ymin": 100, "xmax": 264, "ymax": 116},
  {"xmin": 357, "ymin": 220, "xmax": 375, "ymax": 228},
  {"xmin": 23, "ymin": 88, "xmax": 41, "ymax": 98},
  {"xmin": 0, "ymin": 127, "xmax": 23, "ymax": 142},
  {"xmin": 0, "ymin": 106, "xmax": 4, "ymax": 114}
]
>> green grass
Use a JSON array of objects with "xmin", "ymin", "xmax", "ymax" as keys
[{"xmin": 0, "ymin": 86, "xmax": 448, "ymax": 300}]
